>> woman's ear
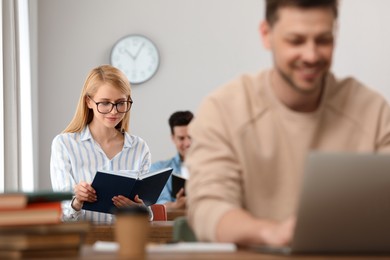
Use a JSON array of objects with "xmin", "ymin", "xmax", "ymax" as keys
[
  {"xmin": 259, "ymin": 20, "xmax": 272, "ymax": 50},
  {"xmin": 85, "ymin": 95, "xmax": 93, "ymax": 109}
]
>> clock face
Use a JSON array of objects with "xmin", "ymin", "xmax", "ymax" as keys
[{"xmin": 110, "ymin": 35, "xmax": 160, "ymax": 84}]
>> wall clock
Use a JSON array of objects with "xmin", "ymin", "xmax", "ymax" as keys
[{"xmin": 110, "ymin": 34, "xmax": 160, "ymax": 84}]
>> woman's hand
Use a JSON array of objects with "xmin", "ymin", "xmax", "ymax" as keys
[
  {"xmin": 72, "ymin": 181, "xmax": 97, "ymax": 211},
  {"xmin": 112, "ymin": 194, "xmax": 145, "ymax": 208}
]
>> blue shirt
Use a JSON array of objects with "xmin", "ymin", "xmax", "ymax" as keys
[
  {"xmin": 50, "ymin": 126, "xmax": 151, "ymax": 223},
  {"xmin": 150, "ymin": 153, "xmax": 182, "ymax": 204}
]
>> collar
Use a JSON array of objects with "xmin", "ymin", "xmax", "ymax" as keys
[
  {"xmin": 80, "ymin": 125, "xmax": 132, "ymax": 148},
  {"xmin": 80, "ymin": 126, "xmax": 93, "ymax": 141},
  {"xmin": 173, "ymin": 153, "xmax": 183, "ymax": 164}
]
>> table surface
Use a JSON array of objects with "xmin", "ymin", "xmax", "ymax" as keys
[
  {"xmin": 166, "ymin": 208, "xmax": 186, "ymax": 221},
  {"xmin": 79, "ymin": 245, "xmax": 390, "ymax": 260},
  {"xmin": 84, "ymin": 221, "xmax": 174, "ymax": 245},
  {"xmin": 76, "ymin": 220, "xmax": 390, "ymax": 259},
  {"xmin": 7, "ymin": 220, "xmax": 390, "ymax": 259}
]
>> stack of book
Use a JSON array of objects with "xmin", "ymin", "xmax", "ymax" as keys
[
  {"xmin": 0, "ymin": 191, "xmax": 90, "ymax": 258},
  {"xmin": 0, "ymin": 191, "xmax": 72, "ymax": 226}
]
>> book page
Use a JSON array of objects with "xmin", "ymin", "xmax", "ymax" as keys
[
  {"xmin": 147, "ymin": 242, "xmax": 237, "ymax": 253},
  {"xmin": 180, "ymin": 165, "xmax": 190, "ymax": 179},
  {"xmin": 93, "ymin": 241, "xmax": 237, "ymax": 253},
  {"xmin": 140, "ymin": 167, "xmax": 172, "ymax": 180},
  {"xmin": 98, "ymin": 169, "xmax": 139, "ymax": 179}
]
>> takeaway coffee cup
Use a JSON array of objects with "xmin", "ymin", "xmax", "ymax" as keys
[{"xmin": 114, "ymin": 205, "xmax": 150, "ymax": 259}]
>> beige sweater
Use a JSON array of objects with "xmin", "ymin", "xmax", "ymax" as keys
[{"xmin": 186, "ymin": 69, "xmax": 390, "ymax": 241}]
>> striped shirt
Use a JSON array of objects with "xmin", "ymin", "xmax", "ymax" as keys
[{"xmin": 50, "ymin": 126, "xmax": 151, "ymax": 223}]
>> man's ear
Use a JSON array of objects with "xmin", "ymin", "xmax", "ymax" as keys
[{"xmin": 259, "ymin": 20, "xmax": 272, "ymax": 50}]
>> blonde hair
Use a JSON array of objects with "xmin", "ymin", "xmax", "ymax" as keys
[{"xmin": 63, "ymin": 65, "xmax": 132, "ymax": 133}]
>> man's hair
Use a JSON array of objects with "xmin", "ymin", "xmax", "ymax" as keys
[
  {"xmin": 265, "ymin": 0, "xmax": 338, "ymax": 26},
  {"xmin": 168, "ymin": 111, "xmax": 194, "ymax": 135}
]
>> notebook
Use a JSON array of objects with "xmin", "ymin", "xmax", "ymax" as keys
[{"xmin": 253, "ymin": 152, "xmax": 390, "ymax": 254}]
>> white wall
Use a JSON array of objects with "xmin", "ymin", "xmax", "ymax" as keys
[
  {"xmin": 32, "ymin": 0, "xmax": 390, "ymax": 189},
  {"xmin": 334, "ymin": 0, "xmax": 390, "ymax": 97}
]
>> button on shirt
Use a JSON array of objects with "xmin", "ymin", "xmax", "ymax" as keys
[{"xmin": 50, "ymin": 126, "xmax": 151, "ymax": 224}]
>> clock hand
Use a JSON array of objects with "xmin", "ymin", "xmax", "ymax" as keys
[
  {"xmin": 124, "ymin": 49, "xmax": 135, "ymax": 60},
  {"xmin": 134, "ymin": 42, "xmax": 145, "ymax": 59}
]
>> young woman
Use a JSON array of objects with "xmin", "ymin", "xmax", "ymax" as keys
[{"xmin": 50, "ymin": 65, "xmax": 152, "ymax": 223}]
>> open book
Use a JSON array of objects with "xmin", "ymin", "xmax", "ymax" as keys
[
  {"xmin": 171, "ymin": 173, "xmax": 187, "ymax": 197},
  {"xmin": 82, "ymin": 168, "xmax": 173, "ymax": 214}
]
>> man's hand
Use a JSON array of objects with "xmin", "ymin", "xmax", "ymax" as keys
[
  {"xmin": 216, "ymin": 208, "xmax": 295, "ymax": 246},
  {"xmin": 258, "ymin": 217, "xmax": 295, "ymax": 246},
  {"xmin": 165, "ymin": 188, "xmax": 186, "ymax": 210}
]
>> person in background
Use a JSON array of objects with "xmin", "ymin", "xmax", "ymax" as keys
[
  {"xmin": 186, "ymin": 0, "xmax": 390, "ymax": 246},
  {"xmin": 50, "ymin": 64, "xmax": 153, "ymax": 223},
  {"xmin": 150, "ymin": 111, "xmax": 194, "ymax": 210}
]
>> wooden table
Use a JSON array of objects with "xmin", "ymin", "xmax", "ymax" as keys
[
  {"xmin": 80, "ymin": 221, "xmax": 390, "ymax": 259},
  {"xmin": 78, "ymin": 245, "xmax": 390, "ymax": 259},
  {"xmin": 84, "ymin": 221, "xmax": 173, "ymax": 245},
  {"xmin": 166, "ymin": 209, "xmax": 186, "ymax": 221}
]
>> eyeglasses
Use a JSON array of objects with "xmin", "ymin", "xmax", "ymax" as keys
[{"xmin": 88, "ymin": 96, "xmax": 133, "ymax": 114}]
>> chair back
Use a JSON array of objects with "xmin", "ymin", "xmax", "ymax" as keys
[{"xmin": 151, "ymin": 204, "xmax": 167, "ymax": 221}]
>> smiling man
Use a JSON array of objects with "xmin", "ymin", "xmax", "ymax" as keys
[
  {"xmin": 265, "ymin": 1, "xmax": 335, "ymax": 112},
  {"xmin": 186, "ymin": 0, "xmax": 390, "ymax": 246},
  {"xmin": 151, "ymin": 111, "xmax": 194, "ymax": 210}
]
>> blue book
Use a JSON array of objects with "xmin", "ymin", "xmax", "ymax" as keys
[{"xmin": 82, "ymin": 167, "xmax": 173, "ymax": 214}]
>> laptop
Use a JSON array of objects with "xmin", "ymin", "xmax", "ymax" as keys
[{"xmin": 253, "ymin": 152, "xmax": 390, "ymax": 254}]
